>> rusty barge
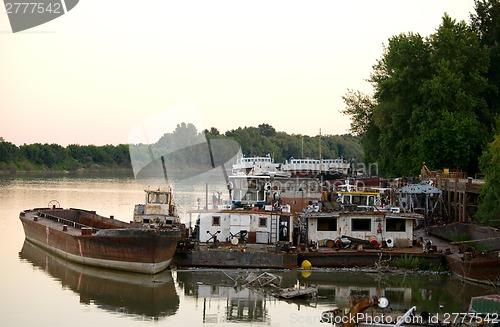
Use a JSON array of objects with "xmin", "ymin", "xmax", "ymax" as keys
[
  {"xmin": 426, "ymin": 223, "xmax": 500, "ymax": 286},
  {"xmin": 20, "ymin": 189, "xmax": 183, "ymax": 274}
]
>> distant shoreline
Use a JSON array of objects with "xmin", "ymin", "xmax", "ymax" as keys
[{"xmin": 0, "ymin": 168, "xmax": 135, "ymax": 177}]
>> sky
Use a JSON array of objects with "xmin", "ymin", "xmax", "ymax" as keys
[{"xmin": 1, "ymin": 0, "xmax": 476, "ymax": 146}]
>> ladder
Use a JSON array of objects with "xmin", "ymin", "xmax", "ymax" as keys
[{"xmin": 270, "ymin": 214, "xmax": 278, "ymax": 243}]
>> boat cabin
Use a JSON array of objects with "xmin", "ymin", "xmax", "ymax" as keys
[
  {"xmin": 187, "ymin": 210, "xmax": 294, "ymax": 245},
  {"xmin": 229, "ymin": 175, "xmax": 271, "ymax": 208},
  {"xmin": 305, "ymin": 212, "xmax": 416, "ymax": 248},
  {"xmin": 231, "ymin": 154, "xmax": 280, "ymax": 176},
  {"xmin": 336, "ymin": 191, "xmax": 381, "ymax": 210},
  {"xmin": 133, "ymin": 189, "xmax": 180, "ymax": 226},
  {"xmin": 281, "ymin": 157, "xmax": 350, "ymax": 176}
]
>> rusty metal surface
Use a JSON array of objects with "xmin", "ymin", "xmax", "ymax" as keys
[
  {"xmin": 174, "ymin": 248, "xmax": 298, "ymax": 269},
  {"xmin": 20, "ymin": 208, "xmax": 182, "ymax": 274}
]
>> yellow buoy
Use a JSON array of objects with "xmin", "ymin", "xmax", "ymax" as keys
[
  {"xmin": 301, "ymin": 260, "xmax": 312, "ymax": 269},
  {"xmin": 301, "ymin": 270, "xmax": 312, "ymax": 278}
]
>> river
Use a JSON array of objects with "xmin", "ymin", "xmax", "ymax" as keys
[{"xmin": 0, "ymin": 173, "xmax": 496, "ymax": 327}]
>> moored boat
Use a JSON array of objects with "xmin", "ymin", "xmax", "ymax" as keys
[
  {"xmin": 20, "ymin": 194, "xmax": 183, "ymax": 274},
  {"xmin": 426, "ymin": 223, "xmax": 500, "ymax": 286}
]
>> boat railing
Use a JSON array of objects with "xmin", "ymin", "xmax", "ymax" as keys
[{"xmin": 37, "ymin": 211, "xmax": 99, "ymax": 233}]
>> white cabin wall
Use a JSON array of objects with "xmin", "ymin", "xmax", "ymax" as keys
[
  {"xmin": 196, "ymin": 212, "xmax": 281, "ymax": 243},
  {"xmin": 199, "ymin": 212, "xmax": 231, "ymax": 242},
  {"xmin": 306, "ymin": 215, "xmax": 414, "ymax": 247},
  {"xmin": 307, "ymin": 219, "xmax": 342, "ymax": 242},
  {"xmin": 385, "ymin": 219, "xmax": 413, "ymax": 247}
]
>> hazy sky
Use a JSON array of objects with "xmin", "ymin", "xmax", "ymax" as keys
[{"xmin": 1, "ymin": 1, "xmax": 475, "ymax": 146}]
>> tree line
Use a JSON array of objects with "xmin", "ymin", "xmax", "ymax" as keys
[
  {"xmin": 0, "ymin": 124, "xmax": 362, "ymax": 173},
  {"xmin": 343, "ymin": 0, "xmax": 499, "ymax": 177},
  {"xmin": 341, "ymin": 0, "xmax": 500, "ymax": 223},
  {"xmin": 208, "ymin": 123, "xmax": 362, "ymax": 163},
  {"xmin": 0, "ymin": 141, "xmax": 132, "ymax": 172}
]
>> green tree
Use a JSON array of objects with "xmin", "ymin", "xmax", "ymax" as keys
[
  {"xmin": 225, "ymin": 124, "xmax": 362, "ymax": 163},
  {"xmin": 368, "ymin": 32, "xmax": 431, "ymax": 176},
  {"xmin": 204, "ymin": 127, "xmax": 221, "ymax": 137},
  {"xmin": 344, "ymin": 11, "xmax": 495, "ymax": 177},
  {"xmin": 415, "ymin": 15, "xmax": 489, "ymax": 173},
  {"xmin": 477, "ymin": 130, "xmax": 500, "ymax": 226},
  {"xmin": 258, "ymin": 123, "xmax": 276, "ymax": 137},
  {"xmin": 341, "ymin": 90, "xmax": 379, "ymax": 165},
  {"xmin": 341, "ymin": 89, "xmax": 376, "ymax": 137},
  {"xmin": 470, "ymin": 0, "xmax": 500, "ymax": 132},
  {"xmin": 0, "ymin": 141, "xmax": 20, "ymax": 163}
]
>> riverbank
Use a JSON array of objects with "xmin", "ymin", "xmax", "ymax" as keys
[{"xmin": 0, "ymin": 167, "xmax": 134, "ymax": 177}]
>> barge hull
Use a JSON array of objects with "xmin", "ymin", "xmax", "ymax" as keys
[
  {"xmin": 446, "ymin": 253, "xmax": 500, "ymax": 286},
  {"xmin": 174, "ymin": 249, "xmax": 297, "ymax": 269},
  {"xmin": 20, "ymin": 209, "xmax": 181, "ymax": 274}
]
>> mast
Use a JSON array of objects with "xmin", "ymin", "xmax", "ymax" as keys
[
  {"xmin": 301, "ymin": 135, "xmax": 304, "ymax": 158},
  {"xmin": 319, "ymin": 128, "xmax": 323, "ymax": 173}
]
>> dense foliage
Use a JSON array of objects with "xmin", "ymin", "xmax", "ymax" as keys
[
  {"xmin": 342, "ymin": 0, "xmax": 500, "ymax": 178},
  {"xmin": 476, "ymin": 121, "xmax": 500, "ymax": 225},
  {"xmin": 221, "ymin": 123, "xmax": 362, "ymax": 163},
  {"xmin": 0, "ymin": 142, "xmax": 132, "ymax": 172},
  {"xmin": 0, "ymin": 123, "xmax": 362, "ymax": 172}
]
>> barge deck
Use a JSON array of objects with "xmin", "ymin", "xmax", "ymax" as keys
[{"xmin": 20, "ymin": 207, "xmax": 182, "ymax": 274}]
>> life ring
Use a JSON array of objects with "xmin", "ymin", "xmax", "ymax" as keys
[{"xmin": 48, "ymin": 200, "xmax": 60, "ymax": 208}]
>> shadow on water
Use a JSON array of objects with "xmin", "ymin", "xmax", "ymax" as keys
[
  {"xmin": 17, "ymin": 239, "xmax": 498, "ymax": 325},
  {"xmin": 18, "ymin": 240, "xmax": 179, "ymax": 320}
]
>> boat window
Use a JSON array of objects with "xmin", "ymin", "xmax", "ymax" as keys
[
  {"xmin": 148, "ymin": 193, "xmax": 167, "ymax": 204},
  {"xmin": 386, "ymin": 219, "xmax": 406, "ymax": 232},
  {"xmin": 351, "ymin": 196, "xmax": 362, "ymax": 205},
  {"xmin": 351, "ymin": 218, "xmax": 371, "ymax": 231},
  {"xmin": 212, "ymin": 216, "xmax": 221, "ymax": 226},
  {"xmin": 259, "ymin": 217, "xmax": 267, "ymax": 227},
  {"xmin": 317, "ymin": 218, "xmax": 337, "ymax": 231}
]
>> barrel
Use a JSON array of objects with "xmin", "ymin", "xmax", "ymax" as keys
[{"xmin": 369, "ymin": 235, "xmax": 378, "ymax": 246}]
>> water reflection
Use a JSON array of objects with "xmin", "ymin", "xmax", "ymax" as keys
[
  {"xmin": 176, "ymin": 268, "xmax": 496, "ymax": 325},
  {"xmin": 296, "ymin": 270, "xmax": 494, "ymax": 313},
  {"xmin": 19, "ymin": 240, "xmax": 179, "ymax": 320},
  {"xmin": 176, "ymin": 269, "xmax": 298, "ymax": 324}
]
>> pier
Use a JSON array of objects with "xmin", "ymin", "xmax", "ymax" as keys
[
  {"xmin": 420, "ymin": 162, "xmax": 484, "ymax": 223},
  {"xmin": 435, "ymin": 177, "xmax": 484, "ymax": 223}
]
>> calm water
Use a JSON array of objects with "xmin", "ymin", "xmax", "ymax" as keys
[{"xmin": 0, "ymin": 173, "xmax": 497, "ymax": 327}]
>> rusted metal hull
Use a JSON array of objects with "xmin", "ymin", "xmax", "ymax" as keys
[
  {"xmin": 174, "ymin": 248, "xmax": 298, "ymax": 269},
  {"xmin": 20, "ymin": 208, "xmax": 182, "ymax": 274},
  {"xmin": 446, "ymin": 252, "xmax": 500, "ymax": 286},
  {"xmin": 427, "ymin": 223, "xmax": 500, "ymax": 285}
]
